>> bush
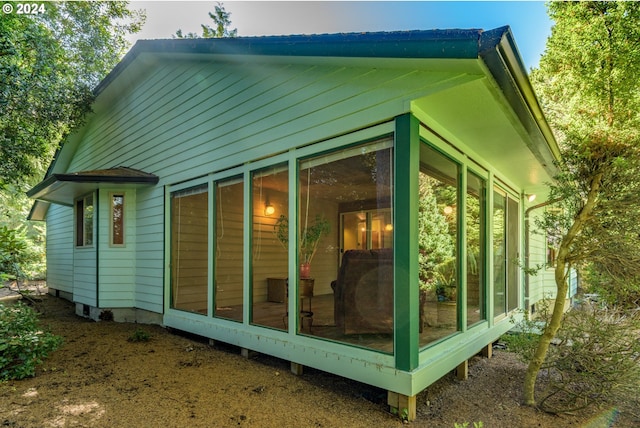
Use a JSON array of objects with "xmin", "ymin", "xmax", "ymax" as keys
[
  {"xmin": 0, "ymin": 302, "xmax": 63, "ymax": 380},
  {"xmin": 128, "ymin": 327, "xmax": 150, "ymax": 342},
  {"xmin": 505, "ymin": 299, "xmax": 640, "ymax": 413}
]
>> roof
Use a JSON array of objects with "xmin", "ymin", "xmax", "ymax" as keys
[
  {"xmin": 94, "ymin": 29, "xmax": 486, "ymax": 95},
  {"xmin": 28, "ymin": 27, "xmax": 559, "ymax": 220},
  {"xmin": 27, "ymin": 167, "xmax": 158, "ymax": 216}
]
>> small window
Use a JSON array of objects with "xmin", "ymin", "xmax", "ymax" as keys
[
  {"xmin": 111, "ymin": 194, "xmax": 125, "ymax": 246},
  {"xmin": 76, "ymin": 194, "xmax": 94, "ymax": 247}
]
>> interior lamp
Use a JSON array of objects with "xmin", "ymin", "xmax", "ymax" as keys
[{"xmin": 264, "ymin": 204, "xmax": 275, "ymax": 216}]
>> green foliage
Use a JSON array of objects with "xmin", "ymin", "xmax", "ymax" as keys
[
  {"xmin": 583, "ymin": 264, "xmax": 640, "ymax": 309},
  {"xmin": 525, "ymin": 2, "xmax": 640, "ymax": 405},
  {"xmin": 418, "ymin": 174, "xmax": 454, "ymax": 292},
  {"xmin": 0, "ymin": 225, "xmax": 38, "ymax": 283},
  {"xmin": 273, "ymin": 214, "xmax": 330, "ymax": 265},
  {"xmin": 0, "ymin": 302, "xmax": 63, "ymax": 380},
  {"xmin": 531, "ymin": 2, "xmax": 640, "ymax": 276},
  {"xmin": 175, "ymin": 2, "xmax": 237, "ymax": 39},
  {"xmin": 0, "ymin": 1, "xmax": 145, "ymax": 187},
  {"xmin": 508, "ymin": 299, "xmax": 640, "ymax": 414},
  {"xmin": 128, "ymin": 327, "xmax": 151, "ymax": 343},
  {"xmin": 0, "ymin": 186, "xmax": 46, "ymax": 280}
]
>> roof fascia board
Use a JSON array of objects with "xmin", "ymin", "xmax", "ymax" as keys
[
  {"xmin": 478, "ymin": 26, "xmax": 560, "ymax": 176},
  {"xmin": 95, "ymin": 30, "xmax": 484, "ymax": 97}
]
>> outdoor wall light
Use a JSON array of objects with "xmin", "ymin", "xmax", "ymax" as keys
[
  {"xmin": 526, "ymin": 194, "xmax": 537, "ymax": 203},
  {"xmin": 264, "ymin": 204, "xmax": 275, "ymax": 216}
]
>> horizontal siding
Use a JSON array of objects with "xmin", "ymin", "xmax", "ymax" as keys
[
  {"xmin": 73, "ymin": 246, "xmax": 97, "ymax": 306},
  {"xmin": 69, "ymin": 62, "xmax": 459, "ymax": 184},
  {"xmin": 527, "ymin": 222, "xmax": 557, "ymax": 306},
  {"xmin": 97, "ymin": 190, "xmax": 136, "ymax": 307},
  {"xmin": 134, "ymin": 187, "xmax": 164, "ymax": 313},
  {"xmin": 46, "ymin": 205, "xmax": 73, "ymax": 292},
  {"xmin": 60, "ymin": 58, "xmax": 467, "ymax": 313}
]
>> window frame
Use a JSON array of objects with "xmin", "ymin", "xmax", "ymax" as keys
[
  {"xmin": 75, "ymin": 193, "xmax": 95, "ymax": 248},
  {"xmin": 109, "ymin": 192, "xmax": 125, "ymax": 247}
]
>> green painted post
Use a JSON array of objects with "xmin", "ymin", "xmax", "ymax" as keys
[{"xmin": 394, "ymin": 113, "xmax": 420, "ymax": 371}]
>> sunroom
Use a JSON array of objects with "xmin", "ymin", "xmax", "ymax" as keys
[
  {"xmin": 28, "ymin": 27, "xmax": 559, "ymax": 420},
  {"xmin": 162, "ymin": 26, "xmax": 559, "ymax": 414}
]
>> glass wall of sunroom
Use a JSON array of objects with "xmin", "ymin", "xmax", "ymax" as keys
[
  {"xmin": 417, "ymin": 142, "xmax": 489, "ymax": 348},
  {"xmin": 166, "ymin": 115, "xmax": 525, "ymax": 363},
  {"xmin": 166, "ymin": 130, "xmax": 397, "ymax": 353}
]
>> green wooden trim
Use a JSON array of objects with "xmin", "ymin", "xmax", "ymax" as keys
[
  {"xmin": 208, "ymin": 183, "xmax": 215, "ymax": 318},
  {"xmin": 288, "ymin": 149, "xmax": 297, "ymax": 334},
  {"xmin": 243, "ymin": 172, "xmax": 251, "ymax": 325},
  {"xmin": 394, "ymin": 113, "xmax": 420, "ymax": 371},
  {"xmin": 459, "ymin": 165, "xmax": 468, "ymax": 331},
  {"xmin": 487, "ymin": 173, "xmax": 495, "ymax": 325}
]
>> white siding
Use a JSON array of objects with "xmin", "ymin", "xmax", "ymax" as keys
[
  {"xmin": 134, "ymin": 187, "xmax": 164, "ymax": 313},
  {"xmin": 97, "ymin": 189, "xmax": 136, "ymax": 307},
  {"xmin": 526, "ymin": 210, "xmax": 575, "ymax": 308},
  {"xmin": 45, "ymin": 204, "xmax": 73, "ymax": 292},
  {"xmin": 73, "ymin": 247, "xmax": 97, "ymax": 306}
]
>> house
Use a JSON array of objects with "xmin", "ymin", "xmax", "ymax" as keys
[{"xmin": 28, "ymin": 27, "xmax": 563, "ymax": 420}]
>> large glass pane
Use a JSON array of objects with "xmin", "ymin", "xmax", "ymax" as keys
[
  {"xmin": 418, "ymin": 144, "xmax": 459, "ymax": 346},
  {"xmin": 466, "ymin": 172, "xmax": 485, "ymax": 326},
  {"xmin": 493, "ymin": 189, "xmax": 507, "ymax": 318},
  {"xmin": 215, "ymin": 177, "xmax": 244, "ymax": 322},
  {"xmin": 251, "ymin": 164, "xmax": 289, "ymax": 330},
  {"xmin": 171, "ymin": 186, "xmax": 208, "ymax": 314},
  {"xmin": 299, "ymin": 138, "xmax": 394, "ymax": 352}
]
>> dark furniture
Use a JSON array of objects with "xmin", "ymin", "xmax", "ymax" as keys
[
  {"xmin": 281, "ymin": 278, "xmax": 315, "ymax": 332},
  {"xmin": 267, "ymin": 277, "xmax": 287, "ymax": 303},
  {"xmin": 331, "ymin": 249, "xmax": 394, "ymax": 334}
]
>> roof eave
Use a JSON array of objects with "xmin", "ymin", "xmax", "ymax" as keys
[{"xmin": 478, "ymin": 26, "xmax": 560, "ymax": 177}]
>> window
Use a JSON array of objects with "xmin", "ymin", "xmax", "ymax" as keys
[
  {"xmin": 111, "ymin": 194, "xmax": 125, "ymax": 246},
  {"xmin": 466, "ymin": 171, "xmax": 486, "ymax": 326},
  {"xmin": 214, "ymin": 176, "xmax": 244, "ymax": 322},
  {"xmin": 419, "ymin": 144, "xmax": 460, "ymax": 345},
  {"xmin": 75, "ymin": 194, "xmax": 94, "ymax": 247},
  {"xmin": 251, "ymin": 164, "xmax": 288, "ymax": 330},
  {"xmin": 171, "ymin": 185, "xmax": 208, "ymax": 314},
  {"xmin": 299, "ymin": 138, "xmax": 394, "ymax": 352}
]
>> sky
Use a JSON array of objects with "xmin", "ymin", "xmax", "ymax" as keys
[{"xmin": 129, "ymin": 1, "xmax": 553, "ymax": 70}]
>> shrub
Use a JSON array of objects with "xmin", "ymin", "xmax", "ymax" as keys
[
  {"xmin": 0, "ymin": 302, "xmax": 63, "ymax": 380},
  {"xmin": 128, "ymin": 327, "xmax": 150, "ymax": 342},
  {"xmin": 505, "ymin": 299, "xmax": 640, "ymax": 413}
]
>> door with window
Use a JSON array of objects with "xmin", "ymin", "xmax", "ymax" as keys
[
  {"xmin": 493, "ymin": 188, "xmax": 520, "ymax": 318},
  {"xmin": 340, "ymin": 208, "xmax": 392, "ymax": 259}
]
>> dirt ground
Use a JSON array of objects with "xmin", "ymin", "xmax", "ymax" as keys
[{"xmin": 1, "ymin": 292, "xmax": 637, "ymax": 427}]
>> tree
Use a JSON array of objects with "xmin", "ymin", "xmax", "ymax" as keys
[
  {"xmin": 0, "ymin": 1, "xmax": 145, "ymax": 187},
  {"xmin": 418, "ymin": 174, "xmax": 454, "ymax": 291},
  {"xmin": 174, "ymin": 2, "xmax": 237, "ymax": 39},
  {"xmin": 524, "ymin": 2, "xmax": 640, "ymax": 406}
]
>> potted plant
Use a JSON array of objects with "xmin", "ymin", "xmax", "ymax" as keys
[{"xmin": 274, "ymin": 214, "xmax": 330, "ymax": 278}]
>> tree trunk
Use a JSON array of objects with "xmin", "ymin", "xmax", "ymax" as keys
[{"xmin": 523, "ymin": 173, "xmax": 603, "ymax": 406}]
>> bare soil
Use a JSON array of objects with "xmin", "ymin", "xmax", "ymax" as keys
[{"xmin": 1, "ymin": 293, "xmax": 637, "ymax": 427}]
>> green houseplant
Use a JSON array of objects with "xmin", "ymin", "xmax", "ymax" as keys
[{"xmin": 274, "ymin": 214, "xmax": 330, "ymax": 278}]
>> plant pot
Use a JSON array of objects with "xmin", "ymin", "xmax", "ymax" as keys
[{"xmin": 300, "ymin": 262, "xmax": 311, "ymax": 279}]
